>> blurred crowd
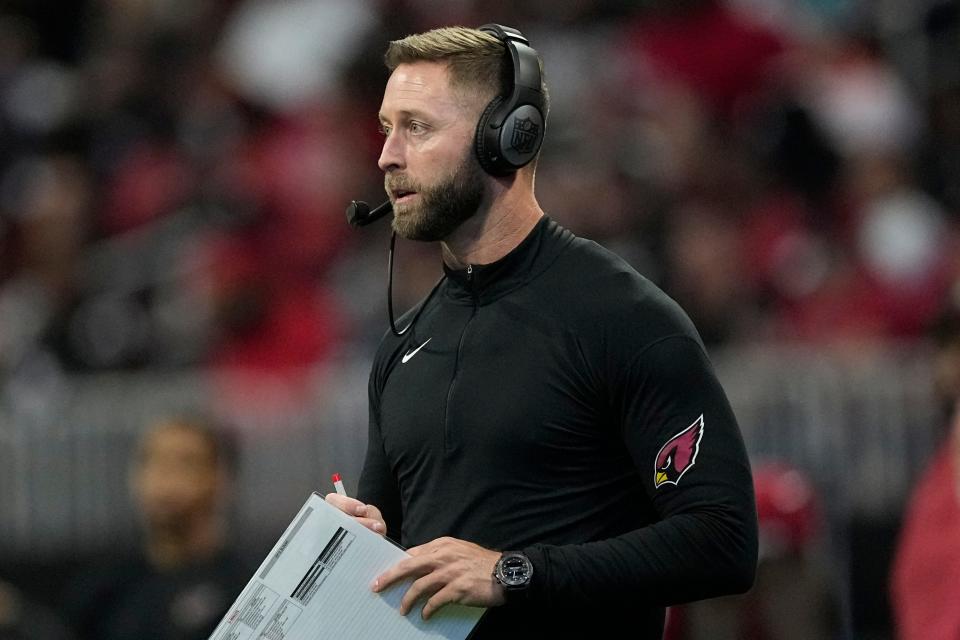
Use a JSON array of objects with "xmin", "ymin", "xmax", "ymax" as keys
[
  {"xmin": 1, "ymin": 0, "xmax": 959, "ymax": 391},
  {"xmin": 2, "ymin": 2, "xmax": 960, "ymax": 638}
]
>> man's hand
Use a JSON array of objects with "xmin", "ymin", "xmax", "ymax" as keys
[
  {"xmin": 324, "ymin": 493, "xmax": 387, "ymax": 536},
  {"xmin": 372, "ymin": 537, "xmax": 507, "ymax": 620}
]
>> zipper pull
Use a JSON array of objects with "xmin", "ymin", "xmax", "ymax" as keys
[{"xmin": 466, "ymin": 264, "xmax": 479, "ymax": 303}]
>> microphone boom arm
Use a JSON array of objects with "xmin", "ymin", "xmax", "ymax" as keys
[{"xmin": 346, "ymin": 200, "xmax": 393, "ymax": 227}]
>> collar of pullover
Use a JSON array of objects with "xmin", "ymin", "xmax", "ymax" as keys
[{"xmin": 441, "ymin": 215, "xmax": 571, "ymax": 305}]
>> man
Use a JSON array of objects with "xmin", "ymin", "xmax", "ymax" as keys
[
  {"xmin": 327, "ymin": 25, "xmax": 757, "ymax": 638},
  {"xmin": 64, "ymin": 416, "xmax": 249, "ymax": 640}
]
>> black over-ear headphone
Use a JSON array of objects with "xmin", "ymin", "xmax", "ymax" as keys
[{"xmin": 475, "ymin": 24, "xmax": 546, "ymax": 176}]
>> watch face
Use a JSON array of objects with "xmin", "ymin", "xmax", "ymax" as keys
[{"xmin": 497, "ymin": 553, "xmax": 532, "ymax": 588}]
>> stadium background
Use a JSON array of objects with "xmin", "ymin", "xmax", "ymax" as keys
[{"xmin": 1, "ymin": 0, "xmax": 958, "ymax": 638}]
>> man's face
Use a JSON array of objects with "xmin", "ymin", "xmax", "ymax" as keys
[
  {"xmin": 378, "ymin": 61, "xmax": 488, "ymax": 241},
  {"xmin": 133, "ymin": 423, "xmax": 223, "ymax": 532}
]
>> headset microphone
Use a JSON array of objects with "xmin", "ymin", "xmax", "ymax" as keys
[
  {"xmin": 346, "ymin": 199, "xmax": 393, "ymax": 227},
  {"xmin": 345, "ymin": 196, "xmax": 442, "ymax": 337}
]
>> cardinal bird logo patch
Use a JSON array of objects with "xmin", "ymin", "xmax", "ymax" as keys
[{"xmin": 654, "ymin": 415, "xmax": 704, "ymax": 488}]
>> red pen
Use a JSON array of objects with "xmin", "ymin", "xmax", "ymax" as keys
[{"xmin": 331, "ymin": 473, "xmax": 347, "ymax": 497}]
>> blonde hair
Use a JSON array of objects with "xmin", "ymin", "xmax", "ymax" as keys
[{"xmin": 385, "ymin": 26, "xmax": 548, "ymax": 112}]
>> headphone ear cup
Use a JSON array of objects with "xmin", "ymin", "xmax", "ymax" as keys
[{"xmin": 475, "ymin": 95, "xmax": 506, "ymax": 176}]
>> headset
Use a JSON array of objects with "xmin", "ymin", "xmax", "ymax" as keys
[{"xmin": 474, "ymin": 24, "xmax": 547, "ymax": 176}]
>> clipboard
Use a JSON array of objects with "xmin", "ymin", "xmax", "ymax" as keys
[{"xmin": 208, "ymin": 492, "xmax": 485, "ymax": 639}]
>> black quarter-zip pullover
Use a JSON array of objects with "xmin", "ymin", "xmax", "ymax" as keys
[{"xmin": 358, "ymin": 216, "xmax": 757, "ymax": 638}]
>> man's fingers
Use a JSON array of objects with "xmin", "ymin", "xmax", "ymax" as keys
[
  {"xmin": 398, "ymin": 572, "xmax": 447, "ymax": 615},
  {"xmin": 356, "ymin": 517, "xmax": 386, "ymax": 535},
  {"xmin": 421, "ymin": 583, "xmax": 464, "ymax": 620},
  {"xmin": 372, "ymin": 556, "xmax": 434, "ymax": 593},
  {"xmin": 324, "ymin": 493, "xmax": 368, "ymax": 516},
  {"xmin": 324, "ymin": 495, "xmax": 386, "ymax": 533},
  {"xmin": 364, "ymin": 503, "xmax": 385, "ymax": 521},
  {"xmin": 375, "ymin": 540, "xmax": 455, "ymax": 591}
]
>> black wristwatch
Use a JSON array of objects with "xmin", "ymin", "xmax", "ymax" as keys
[{"xmin": 493, "ymin": 551, "xmax": 533, "ymax": 592}]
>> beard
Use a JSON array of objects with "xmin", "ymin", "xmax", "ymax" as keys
[{"xmin": 386, "ymin": 150, "xmax": 486, "ymax": 242}]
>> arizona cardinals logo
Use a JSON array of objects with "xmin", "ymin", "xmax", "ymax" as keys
[{"xmin": 654, "ymin": 415, "xmax": 704, "ymax": 488}]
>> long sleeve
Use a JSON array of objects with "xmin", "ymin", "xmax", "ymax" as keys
[{"xmin": 522, "ymin": 335, "xmax": 757, "ymax": 606}]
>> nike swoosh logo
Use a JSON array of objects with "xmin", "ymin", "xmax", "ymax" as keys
[{"xmin": 401, "ymin": 338, "xmax": 432, "ymax": 364}]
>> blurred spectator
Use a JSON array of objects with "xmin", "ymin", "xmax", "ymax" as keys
[
  {"xmin": 216, "ymin": 0, "xmax": 377, "ymax": 114},
  {"xmin": 0, "ymin": 153, "xmax": 90, "ymax": 371},
  {"xmin": 774, "ymin": 32, "xmax": 957, "ymax": 343},
  {"xmin": 664, "ymin": 201, "xmax": 760, "ymax": 344},
  {"xmin": 63, "ymin": 415, "xmax": 249, "ymax": 640},
  {"xmin": 1, "ymin": 0, "xmax": 957, "ymax": 373},
  {"xmin": 890, "ymin": 302, "xmax": 960, "ymax": 640},
  {"xmin": 623, "ymin": 0, "xmax": 788, "ymax": 120},
  {"xmin": 666, "ymin": 461, "xmax": 840, "ymax": 640},
  {"xmin": 0, "ymin": 580, "xmax": 76, "ymax": 640}
]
